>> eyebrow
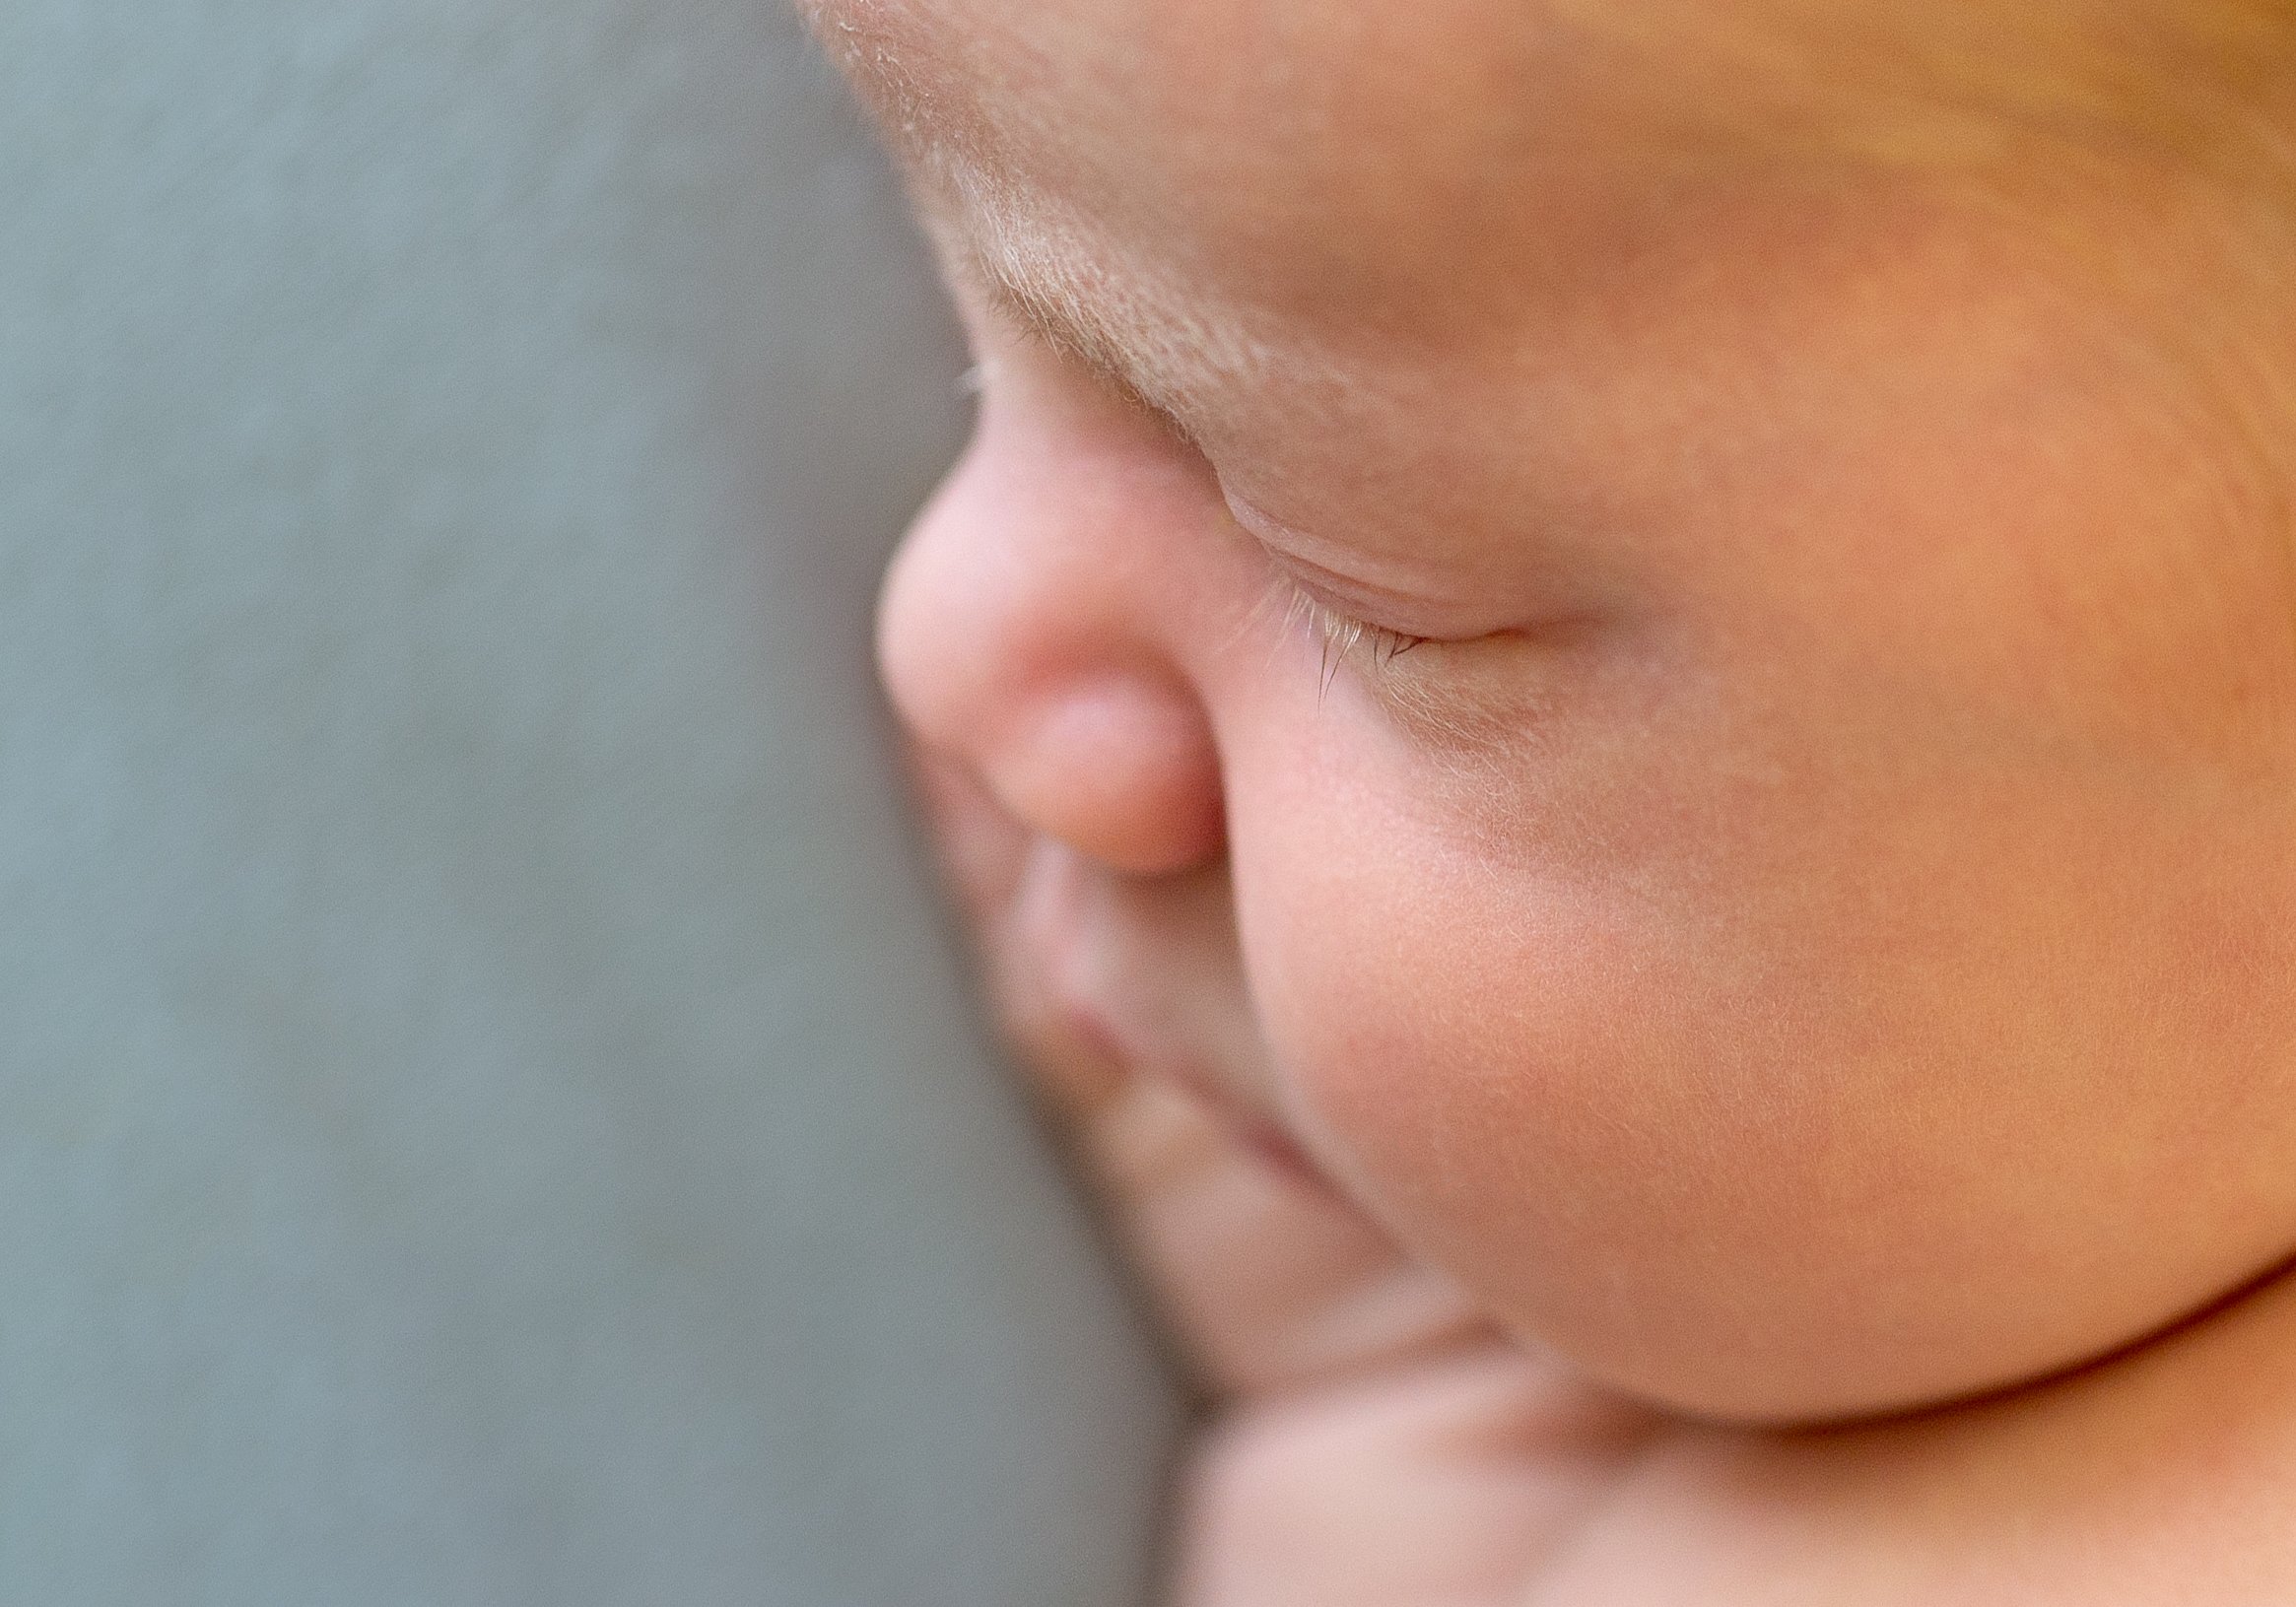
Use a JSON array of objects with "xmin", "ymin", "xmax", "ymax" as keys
[
  {"xmin": 925, "ymin": 181, "xmax": 1251, "ymax": 432},
  {"xmin": 967, "ymin": 246, "xmax": 1143, "ymax": 385}
]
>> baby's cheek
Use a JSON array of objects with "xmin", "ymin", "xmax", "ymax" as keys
[
  {"xmin": 1242, "ymin": 740, "xmax": 2296, "ymax": 1422},
  {"xmin": 1248, "ymin": 830, "xmax": 1690, "ymax": 1319},
  {"xmin": 1242, "ymin": 806, "xmax": 1982, "ymax": 1417}
]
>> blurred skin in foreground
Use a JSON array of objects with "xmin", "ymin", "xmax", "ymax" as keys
[{"xmin": 806, "ymin": 0, "xmax": 2296, "ymax": 1598}]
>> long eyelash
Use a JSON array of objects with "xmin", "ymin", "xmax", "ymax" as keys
[{"xmin": 1282, "ymin": 586, "xmax": 1426, "ymax": 699}]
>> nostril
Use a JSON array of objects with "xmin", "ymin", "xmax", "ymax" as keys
[
  {"xmin": 878, "ymin": 546, "xmax": 1227, "ymax": 877},
  {"xmin": 873, "ymin": 423, "xmax": 1227, "ymax": 879},
  {"xmin": 982, "ymin": 680, "xmax": 1226, "ymax": 877}
]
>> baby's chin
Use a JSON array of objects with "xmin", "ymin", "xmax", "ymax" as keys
[
  {"xmin": 1534, "ymin": 1323, "xmax": 2062, "ymax": 1429},
  {"xmin": 1420, "ymin": 1219, "xmax": 2262, "ymax": 1428},
  {"xmin": 1266, "ymin": 982, "xmax": 2296, "ymax": 1426},
  {"xmin": 1289, "ymin": 1087, "xmax": 2262, "ymax": 1428},
  {"xmin": 1456, "ymin": 1260, "xmax": 2129, "ymax": 1427}
]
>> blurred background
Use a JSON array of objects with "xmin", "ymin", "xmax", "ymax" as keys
[{"xmin": 0, "ymin": 4, "xmax": 1179, "ymax": 1602}]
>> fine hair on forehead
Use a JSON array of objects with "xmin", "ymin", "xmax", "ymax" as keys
[
  {"xmin": 1554, "ymin": 0, "xmax": 2296, "ymax": 179},
  {"xmin": 822, "ymin": 0, "xmax": 2296, "ymax": 544},
  {"xmin": 1566, "ymin": 0, "xmax": 2296, "ymax": 549}
]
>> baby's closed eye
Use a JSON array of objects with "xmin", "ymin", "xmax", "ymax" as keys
[
  {"xmin": 1259, "ymin": 571, "xmax": 1606, "ymax": 765},
  {"xmin": 1283, "ymin": 581, "xmax": 1429, "ymax": 696}
]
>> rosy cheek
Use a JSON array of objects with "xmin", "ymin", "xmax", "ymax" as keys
[
  {"xmin": 1245, "ymin": 811, "xmax": 1594, "ymax": 1217},
  {"xmin": 1220, "ymin": 669, "xmax": 1782, "ymax": 1372},
  {"xmin": 1239, "ymin": 803, "xmax": 1787, "ymax": 1384}
]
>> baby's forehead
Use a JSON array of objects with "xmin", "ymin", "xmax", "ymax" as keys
[
  {"xmin": 812, "ymin": 0, "xmax": 1682, "ymax": 351},
  {"xmin": 806, "ymin": 0, "xmax": 2251, "ymax": 212},
  {"xmin": 801, "ymin": 0, "xmax": 2086, "ymax": 328},
  {"xmin": 808, "ymin": 1, "xmax": 2265, "ymax": 449},
  {"xmin": 804, "ymin": 0, "xmax": 1541, "ymax": 142},
  {"xmin": 808, "ymin": 3, "xmax": 1979, "ymax": 460}
]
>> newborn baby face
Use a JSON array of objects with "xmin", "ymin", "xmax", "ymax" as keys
[{"xmin": 815, "ymin": 0, "xmax": 2296, "ymax": 1420}]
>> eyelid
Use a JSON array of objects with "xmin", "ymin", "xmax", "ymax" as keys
[
  {"xmin": 1280, "ymin": 579, "xmax": 1431, "ymax": 692},
  {"xmin": 1225, "ymin": 489, "xmax": 1474, "ymax": 644}
]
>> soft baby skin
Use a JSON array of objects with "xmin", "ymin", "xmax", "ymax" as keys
[{"xmin": 809, "ymin": 0, "xmax": 2296, "ymax": 1598}]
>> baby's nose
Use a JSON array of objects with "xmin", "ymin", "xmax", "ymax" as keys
[{"xmin": 876, "ymin": 423, "xmax": 1227, "ymax": 877}]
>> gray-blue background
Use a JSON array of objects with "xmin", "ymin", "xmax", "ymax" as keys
[{"xmin": 0, "ymin": 5, "xmax": 1181, "ymax": 1601}]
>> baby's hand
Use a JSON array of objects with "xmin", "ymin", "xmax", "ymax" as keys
[{"xmin": 911, "ymin": 750, "xmax": 1659, "ymax": 1605}]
